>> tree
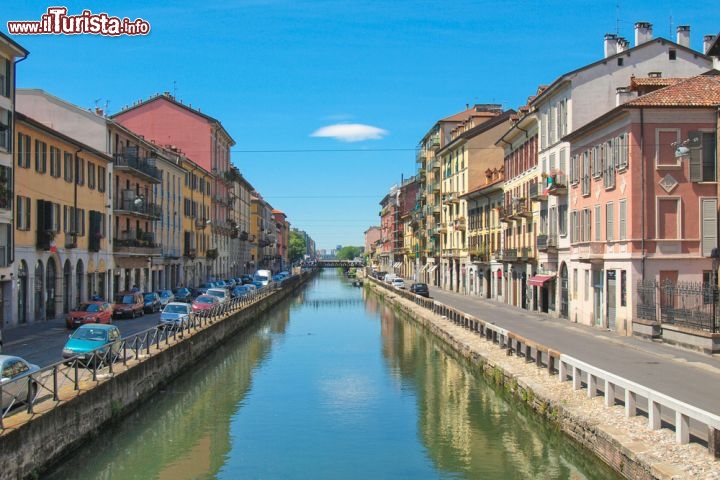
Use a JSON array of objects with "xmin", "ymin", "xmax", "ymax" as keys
[
  {"xmin": 289, "ymin": 231, "xmax": 306, "ymax": 263},
  {"xmin": 336, "ymin": 246, "xmax": 362, "ymax": 260}
]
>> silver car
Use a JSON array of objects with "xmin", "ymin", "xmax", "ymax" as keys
[
  {"xmin": 159, "ymin": 302, "xmax": 192, "ymax": 328},
  {"xmin": 1, "ymin": 355, "xmax": 40, "ymax": 412}
]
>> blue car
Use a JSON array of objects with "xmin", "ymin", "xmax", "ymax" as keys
[
  {"xmin": 231, "ymin": 285, "xmax": 253, "ymax": 298},
  {"xmin": 62, "ymin": 324, "xmax": 122, "ymax": 366}
]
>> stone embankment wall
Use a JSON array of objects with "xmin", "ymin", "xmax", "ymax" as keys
[
  {"xmin": 0, "ymin": 274, "xmax": 314, "ymax": 480},
  {"xmin": 367, "ymin": 280, "xmax": 720, "ymax": 480}
]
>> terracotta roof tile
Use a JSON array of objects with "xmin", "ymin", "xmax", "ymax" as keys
[
  {"xmin": 626, "ymin": 71, "xmax": 720, "ymax": 107},
  {"xmin": 630, "ymin": 77, "xmax": 684, "ymax": 89}
]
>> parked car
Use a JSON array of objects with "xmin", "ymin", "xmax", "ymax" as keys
[
  {"xmin": 112, "ymin": 291, "xmax": 145, "ymax": 319},
  {"xmin": 206, "ymin": 287, "xmax": 229, "ymax": 304},
  {"xmin": 62, "ymin": 324, "xmax": 122, "ymax": 366},
  {"xmin": 195, "ymin": 282, "xmax": 216, "ymax": 295},
  {"xmin": 272, "ymin": 274, "xmax": 285, "ymax": 283},
  {"xmin": 143, "ymin": 292, "xmax": 162, "ymax": 313},
  {"xmin": 384, "ymin": 273, "xmax": 397, "ymax": 284},
  {"xmin": 1, "ymin": 355, "xmax": 40, "ymax": 412},
  {"xmin": 253, "ymin": 270, "xmax": 272, "ymax": 286},
  {"xmin": 157, "ymin": 290, "xmax": 175, "ymax": 307},
  {"xmin": 391, "ymin": 278, "xmax": 405, "ymax": 289},
  {"xmin": 240, "ymin": 275, "xmax": 253, "ymax": 285},
  {"xmin": 231, "ymin": 285, "xmax": 253, "ymax": 298},
  {"xmin": 172, "ymin": 287, "xmax": 193, "ymax": 303},
  {"xmin": 65, "ymin": 301, "xmax": 113, "ymax": 329},
  {"xmin": 159, "ymin": 302, "xmax": 192, "ymax": 329},
  {"xmin": 409, "ymin": 283, "xmax": 430, "ymax": 298},
  {"xmin": 191, "ymin": 294, "xmax": 220, "ymax": 315},
  {"xmin": 251, "ymin": 280, "xmax": 264, "ymax": 289}
]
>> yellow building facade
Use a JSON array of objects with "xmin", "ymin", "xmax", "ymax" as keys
[{"xmin": 14, "ymin": 113, "xmax": 112, "ymax": 324}]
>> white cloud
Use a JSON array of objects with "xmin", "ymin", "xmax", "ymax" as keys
[{"xmin": 310, "ymin": 123, "xmax": 388, "ymax": 142}]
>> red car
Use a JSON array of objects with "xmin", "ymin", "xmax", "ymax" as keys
[
  {"xmin": 191, "ymin": 294, "xmax": 220, "ymax": 315},
  {"xmin": 66, "ymin": 301, "xmax": 113, "ymax": 329}
]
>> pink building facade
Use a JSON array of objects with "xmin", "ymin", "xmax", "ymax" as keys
[{"xmin": 565, "ymin": 73, "xmax": 720, "ymax": 334}]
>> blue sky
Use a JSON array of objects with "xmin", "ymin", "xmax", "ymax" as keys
[{"xmin": 4, "ymin": 1, "xmax": 719, "ymax": 250}]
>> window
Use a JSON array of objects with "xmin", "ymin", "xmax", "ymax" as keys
[
  {"xmin": 688, "ymin": 131, "xmax": 716, "ymax": 182},
  {"xmin": 50, "ymin": 146, "xmax": 61, "ymax": 177},
  {"xmin": 618, "ymin": 199, "xmax": 627, "ymax": 240},
  {"xmin": 573, "ymin": 268, "xmax": 578, "ymax": 297},
  {"xmin": 0, "ymin": 108, "xmax": 9, "ymax": 150},
  {"xmin": 606, "ymin": 202, "xmax": 614, "ymax": 241},
  {"xmin": 16, "ymin": 196, "xmax": 30, "ymax": 230},
  {"xmin": 604, "ymin": 140, "xmax": 615, "ymax": 188},
  {"xmin": 571, "ymin": 210, "xmax": 579, "ymax": 243},
  {"xmin": 558, "ymin": 202, "xmax": 567, "ymax": 236},
  {"xmin": 64, "ymin": 152, "xmax": 73, "ymax": 182},
  {"xmin": 617, "ymin": 57, "xmax": 624, "ymax": 66},
  {"xmin": 17, "ymin": 132, "xmax": 30, "ymax": 168},
  {"xmin": 88, "ymin": 162, "xmax": 96, "ymax": 189},
  {"xmin": 615, "ymin": 134, "xmax": 628, "ymax": 170},
  {"xmin": 98, "ymin": 166, "xmax": 106, "ymax": 192},
  {"xmin": 35, "ymin": 140, "xmax": 47, "ymax": 173},
  {"xmin": 701, "ymin": 198, "xmax": 717, "ymax": 257},
  {"xmin": 592, "ymin": 145, "xmax": 603, "ymax": 178},
  {"xmin": 669, "ymin": 49, "xmax": 676, "ymax": 60},
  {"xmin": 594, "ymin": 205, "xmax": 601, "ymax": 241},
  {"xmin": 581, "ymin": 151, "xmax": 590, "ymax": 195},
  {"xmin": 570, "ymin": 154, "xmax": 579, "ymax": 185},
  {"xmin": 0, "ymin": 58, "xmax": 9, "ymax": 98},
  {"xmin": 620, "ymin": 270, "xmax": 627, "ymax": 306},
  {"xmin": 582, "ymin": 208, "xmax": 592, "ymax": 242},
  {"xmin": 75, "ymin": 157, "xmax": 85, "ymax": 185},
  {"xmin": 584, "ymin": 270, "xmax": 590, "ymax": 301}
]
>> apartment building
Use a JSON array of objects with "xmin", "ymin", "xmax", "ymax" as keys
[
  {"xmin": 250, "ymin": 194, "xmax": 277, "ymax": 272},
  {"xmin": 178, "ymin": 154, "xmax": 212, "ymax": 286},
  {"xmin": 526, "ymin": 23, "xmax": 712, "ymax": 320},
  {"xmin": 0, "ymin": 33, "xmax": 28, "ymax": 327},
  {"xmin": 378, "ymin": 190, "xmax": 397, "ymax": 272},
  {"xmin": 437, "ymin": 106, "xmax": 513, "ymax": 294},
  {"xmin": 273, "ymin": 209, "xmax": 289, "ymax": 272},
  {"xmin": 564, "ymin": 72, "xmax": 720, "ymax": 334},
  {"xmin": 14, "ymin": 112, "xmax": 111, "ymax": 325},
  {"xmin": 113, "ymin": 93, "xmax": 236, "ymax": 281}
]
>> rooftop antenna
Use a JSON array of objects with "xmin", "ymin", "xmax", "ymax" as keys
[
  {"xmin": 173, "ymin": 80, "xmax": 178, "ymax": 98},
  {"xmin": 615, "ymin": 1, "xmax": 621, "ymax": 35}
]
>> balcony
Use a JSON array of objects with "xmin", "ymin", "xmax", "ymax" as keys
[
  {"xmin": 437, "ymin": 223, "xmax": 447, "ymax": 233},
  {"xmin": 453, "ymin": 220, "xmax": 466, "ymax": 231},
  {"xmin": 528, "ymin": 182, "xmax": 547, "ymax": 201},
  {"xmin": 0, "ymin": 170, "xmax": 11, "ymax": 209},
  {"xmin": 574, "ymin": 242, "xmax": 605, "ymax": 263},
  {"xmin": 520, "ymin": 247, "xmax": 534, "ymax": 261},
  {"xmin": 183, "ymin": 247, "xmax": 197, "ymax": 259},
  {"xmin": 427, "ymin": 135, "xmax": 440, "ymax": 150},
  {"xmin": 195, "ymin": 217, "xmax": 210, "ymax": 230},
  {"xmin": 114, "ymin": 230, "xmax": 161, "ymax": 256},
  {"xmin": 546, "ymin": 173, "xmax": 568, "ymax": 196},
  {"xmin": 114, "ymin": 150, "xmax": 162, "ymax": 183},
  {"xmin": 501, "ymin": 248, "xmax": 518, "ymax": 262},
  {"xmin": 497, "ymin": 206, "xmax": 511, "ymax": 222},
  {"xmin": 416, "ymin": 150, "xmax": 426, "ymax": 164},
  {"xmin": 443, "ymin": 192, "xmax": 459, "ymax": 204},
  {"xmin": 537, "ymin": 234, "xmax": 558, "ymax": 252},
  {"xmin": 469, "ymin": 247, "xmax": 489, "ymax": 263},
  {"xmin": 116, "ymin": 191, "xmax": 162, "ymax": 219},
  {"xmin": 213, "ymin": 195, "xmax": 226, "ymax": 205}
]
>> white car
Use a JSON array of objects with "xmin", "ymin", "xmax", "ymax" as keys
[
  {"xmin": 391, "ymin": 278, "xmax": 405, "ymax": 289},
  {"xmin": 206, "ymin": 287, "xmax": 229, "ymax": 303},
  {"xmin": 158, "ymin": 302, "xmax": 192, "ymax": 328},
  {"xmin": 383, "ymin": 273, "xmax": 397, "ymax": 284}
]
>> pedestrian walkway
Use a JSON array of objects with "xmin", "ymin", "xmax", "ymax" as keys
[{"xmin": 424, "ymin": 284, "xmax": 720, "ymax": 415}]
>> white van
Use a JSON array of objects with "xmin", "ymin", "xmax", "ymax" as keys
[{"xmin": 253, "ymin": 269, "xmax": 272, "ymax": 286}]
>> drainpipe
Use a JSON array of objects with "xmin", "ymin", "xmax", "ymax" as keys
[
  {"xmin": 9, "ymin": 51, "xmax": 29, "ymax": 267},
  {"xmin": 640, "ymin": 108, "xmax": 645, "ymax": 282}
]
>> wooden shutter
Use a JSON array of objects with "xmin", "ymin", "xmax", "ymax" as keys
[
  {"xmin": 702, "ymin": 198, "xmax": 717, "ymax": 257},
  {"xmin": 688, "ymin": 130, "xmax": 703, "ymax": 182}
]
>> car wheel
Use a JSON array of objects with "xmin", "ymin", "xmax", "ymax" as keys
[{"xmin": 131, "ymin": 309, "xmax": 136, "ymax": 319}]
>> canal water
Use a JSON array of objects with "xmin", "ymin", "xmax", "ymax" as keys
[{"xmin": 46, "ymin": 270, "xmax": 621, "ymax": 479}]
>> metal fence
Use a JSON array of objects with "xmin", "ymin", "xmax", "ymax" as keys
[
  {"xmin": 636, "ymin": 279, "xmax": 719, "ymax": 333},
  {"xmin": 0, "ymin": 276, "xmax": 301, "ymax": 430}
]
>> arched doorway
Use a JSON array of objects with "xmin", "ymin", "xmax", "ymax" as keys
[
  {"xmin": 63, "ymin": 260, "xmax": 72, "ymax": 314},
  {"xmin": 560, "ymin": 263, "xmax": 569, "ymax": 319},
  {"xmin": 34, "ymin": 260, "xmax": 44, "ymax": 321},
  {"xmin": 75, "ymin": 260, "xmax": 84, "ymax": 307},
  {"xmin": 46, "ymin": 258, "xmax": 57, "ymax": 319},
  {"xmin": 17, "ymin": 260, "xmax": 28, "ymax": 324}
]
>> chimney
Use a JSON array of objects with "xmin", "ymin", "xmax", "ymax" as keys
[
  {"xmin": 616, "ymin": 87, "xmax": 635, "ymax": 106},
  {"xmin": 94, "ymin": 107, "xmax": 104, "ymax": 117},
  {"xmin": 617, "ymin": 37, "xmax": 629, "ymax": 53},
  {"xmin": 704, "ymin": 34, "xmax": 717, "ymax": 55},
  {"xmin": 676, "ymin": 25, "xmax": 690, "ymax": 48},
  {"xmin": 604, "ymin": 33, "xmax": 618, "ymax": 58},
  {"xmin": 634, "ymin": 22, "xmax": 653, "ymax": 46}
]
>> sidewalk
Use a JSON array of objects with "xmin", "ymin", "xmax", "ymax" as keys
[{"xmin": 423, "ymin": 284, "xmax": 720, "ymax": 415}]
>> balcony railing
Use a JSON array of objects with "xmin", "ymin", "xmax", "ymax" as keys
[
  {"xmin": 116, "ymin": 192, "xmax": 162, "ymax": 219},
  {"xmin": 528, "ymin": 182, "xmax": 547, "ymax": 201},
  {"xmin": 427, "ymin": 135, "xmax": 440, "ymax": 150},
  {"xmin": 501, "ymin": 248, "xmax": 518, "ymax": 262},
  {"xmin": 537, "ymin": 234, "xmax": 558, "ymax": 251},
  {"xmin": 195, "ymin": 217, "xmax": 209, "ymax": 230},
  {"xmin": 520, "ymin": 246, "xmax": 533, "ymax": 260},
  {"xmin": 114, "ymin": 152, "xmax": 162, "ymax": 183},
  {"xmin": 416, "ymin": 150, "xmax": 426, "ymax": 164},
  {"xmin": 114, "ymin": 230, "xmax": 160, "ymax": 255},
  {"xmin": 546, "ymin": 173, "xmax": 568, "ymax": 196}
]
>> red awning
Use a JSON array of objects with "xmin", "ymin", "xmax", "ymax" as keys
[{"xmin": 528, "ymin": 274, "xmax": 555, "ymax": 287}]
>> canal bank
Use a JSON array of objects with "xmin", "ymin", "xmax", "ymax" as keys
[
  {"xmin": 0, "ymin": 272, "xmax": 316, "ymax": 480},
  {"xmin": 365, "ymin": 277, "xmax": 720, "ymax": 480}
]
